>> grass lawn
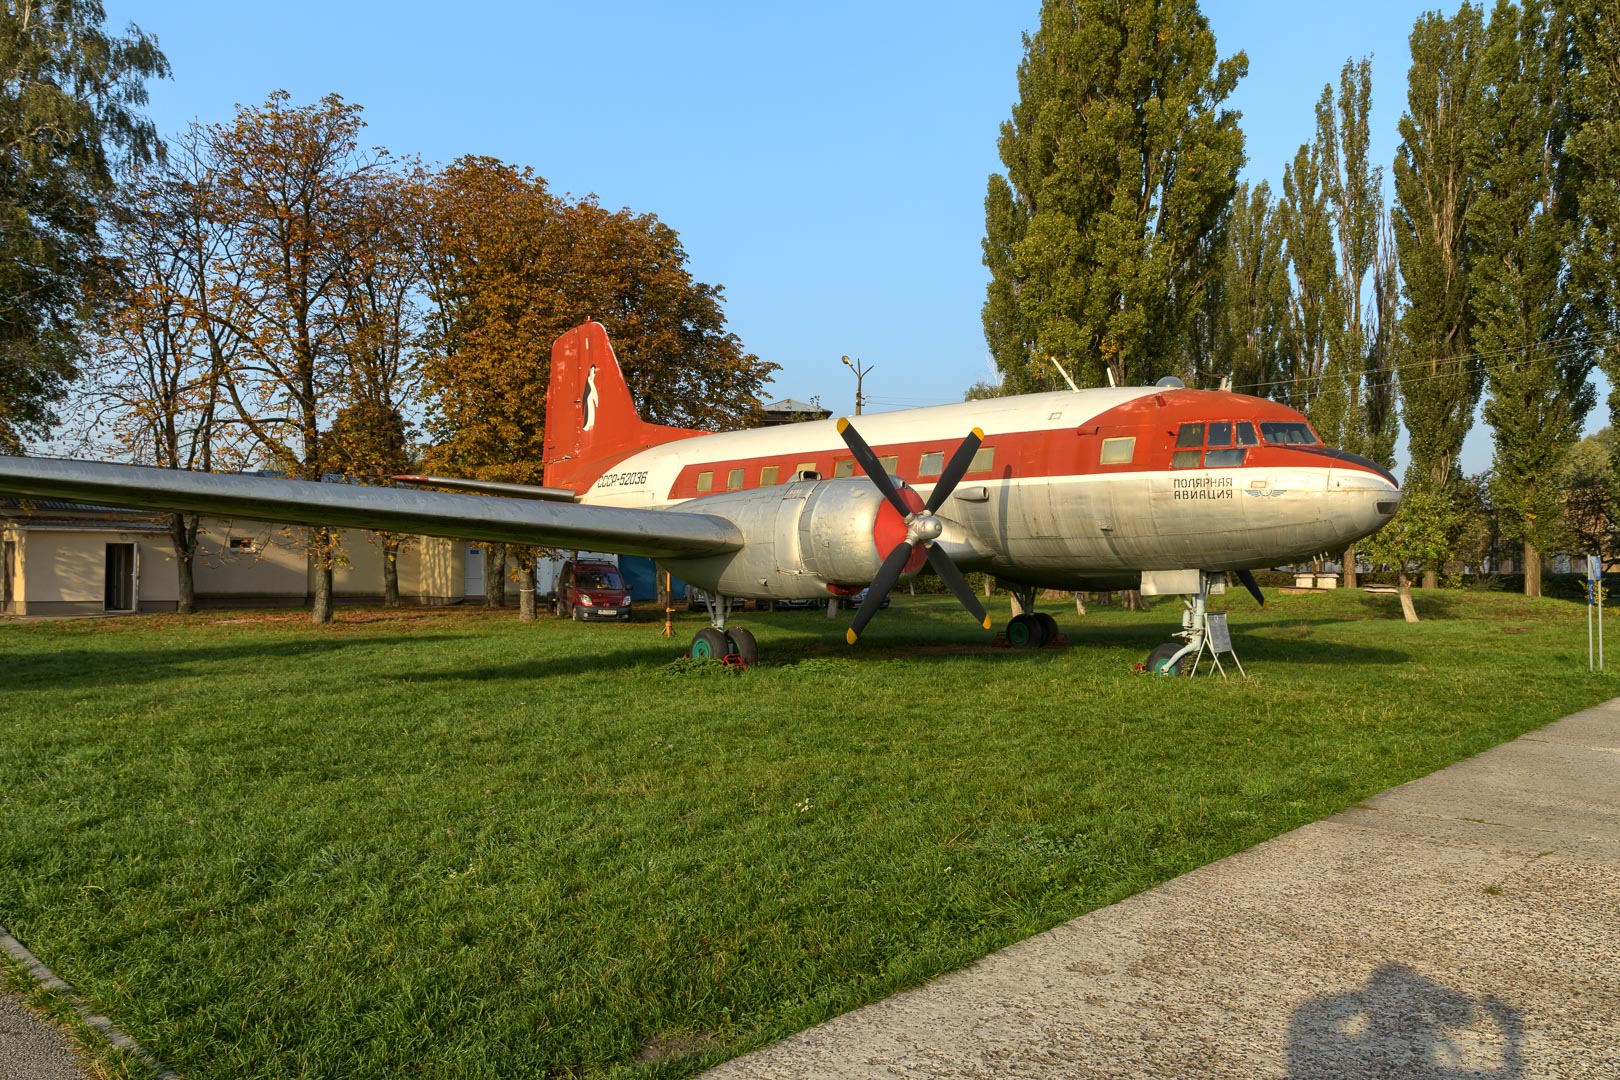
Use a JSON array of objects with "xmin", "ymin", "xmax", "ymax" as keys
[{"xmin": 0, "ymin": 587, "xmax": 1612, "ymax": 1078}]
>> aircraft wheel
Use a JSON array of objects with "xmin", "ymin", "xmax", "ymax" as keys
[
  {"xmin": 690, "ymin": 627, "xmax": 729, "ymax": 660},
  {"xmin": 1034, "ymin": 612, "xmax": 1059, "ymax": 645},
  {"xmin": 725, "ymin": 626, "xmax": 758, "ymax": 667},
  {"xmin": 1007, "ymin": 613, "xmax": 1044, "ymax": 648},
  {"xmin": 1146, "ymin": 642, "xmax": 1186, "ymax": 676}
]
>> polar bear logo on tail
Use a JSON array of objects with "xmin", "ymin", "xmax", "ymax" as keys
[{"xmin": 581, "ymin": 365, "xmax": 600, "ymax": 432}]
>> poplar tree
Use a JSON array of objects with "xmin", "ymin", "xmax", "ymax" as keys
[
  {"xmin": 1216, "ymin": 181, "xmax": 1293, "ymax": 398},
  {"xmin": 982, "ymin": 0, "xmax": 1247, "ymax": 391},
  {"xmin": 1566, "ymin": 1, "xmax": 1620, "ymax": 488},
  {"xmin": 1392, "ymin": 3, "xmax": 1487, "ymax": 587},
  {"xmin": 1278, "ymin": 134, "xmax": 1341, "ymax": 433},
  {"xmin": 1473, "ymin": 0, "xmax": 1592, "ymax": 597}
]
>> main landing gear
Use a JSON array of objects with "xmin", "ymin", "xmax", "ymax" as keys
[
  {"xmin": 686, "ymin": 594, "xmax": 758, "ymax": 667},
  {"xmin": 1001, "ymin": 585, "xmax": 1061, "ymax": 649}
]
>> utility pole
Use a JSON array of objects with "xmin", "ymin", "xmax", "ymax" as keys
[{"xmin": 841, "ymin": 355, "xmax": 872, "ymax": 416}]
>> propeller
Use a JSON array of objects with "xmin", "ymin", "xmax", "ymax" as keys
[
  {"xmin": 1236, "ymin": 568, "xmax": 1266, "ymax": 607},
  {"xmin": 835, "ymin": 418, "xmax": 992, "ymax": 643}
]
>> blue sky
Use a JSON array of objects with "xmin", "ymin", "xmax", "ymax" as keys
[{"xmin": 106, "ymin": 1, "xmax": 1574, "ymax": 473}]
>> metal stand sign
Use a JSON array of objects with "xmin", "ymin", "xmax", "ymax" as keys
[{"xmin": 1192, "ymin": 610, "xmax": 1246, "ymax": 679}]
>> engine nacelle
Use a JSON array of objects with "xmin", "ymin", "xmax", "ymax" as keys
[{"xmin": 661, "ymin": 477, "xmax": 926, "ymax": 601}]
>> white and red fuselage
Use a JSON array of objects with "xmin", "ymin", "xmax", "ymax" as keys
[{"xmin": 542, "ymin": 325, "xmax": 1401, "ymax": 597}]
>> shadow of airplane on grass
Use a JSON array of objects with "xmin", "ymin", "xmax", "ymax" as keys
[{"xmin": 1287, "ymin": 963, "xmax": 1524, "ymax": 1079}]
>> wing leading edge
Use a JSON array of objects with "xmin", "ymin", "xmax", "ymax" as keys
[{"xmin": 0, "ymin": 457, "xmax": 743, "ymax": 560}]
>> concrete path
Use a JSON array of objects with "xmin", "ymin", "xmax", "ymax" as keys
[
  {"xmin": 0, "ymin": 992, "xmax": 84, "ymax": 1080},
  {"xmin": 708, "ymin": 700, "xmax": 1620, "ymax": 1079}
]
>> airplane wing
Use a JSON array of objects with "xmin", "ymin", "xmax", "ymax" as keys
[{"xmin": 0, "ymin": 456, "xmax": 743, "ymax": 560}]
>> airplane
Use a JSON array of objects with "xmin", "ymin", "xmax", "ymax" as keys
[{"xmin": 0, "ymin": 320, "xmax": 1400, "ymax": 672}]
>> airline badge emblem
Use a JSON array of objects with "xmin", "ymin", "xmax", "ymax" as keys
[{"xmin": 582, "ymin": 365, "xmax": 599, "ymax": 432}]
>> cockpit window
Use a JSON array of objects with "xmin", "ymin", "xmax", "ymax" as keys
[
  {"xmin": 1260, "ymin": 421, "xmax": 1319, "ymax": 445},
  {"xmin": 1235, "ymin": 422, "xmax": 1258, "ymax": 446},
  {"xmin": 1203, "ymin": 449, "xmax": 1247, "ymax": 467},
  {"xmin": 1207, "ymin": 421, "xmax": 1233, "ymax": 447},
  {"xmin": 1175, "ymin": 423, "xmax": 1205, "ymax": 448}
]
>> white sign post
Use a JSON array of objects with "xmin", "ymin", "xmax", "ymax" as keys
[{"xmin": 1588, "ymin": 555, "xmax": 1604, "ymax": 673}]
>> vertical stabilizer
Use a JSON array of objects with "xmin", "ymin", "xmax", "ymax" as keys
[{"xmin": 542, "ymin": 322, "xmax": 706, "ymax": 492}]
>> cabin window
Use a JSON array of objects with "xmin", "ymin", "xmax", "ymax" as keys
[
  {"xmin": 877, "ymin": 455, "xmax": 899, "ymax": 476},
  {"xmin": 1175, "ymin": 423, "xmax": 1205, "ymax": 448},
  {"xmin": 795, "ymin": 461, "xmax": 817, "ymax": 478},
  {"xmin": 1203, "ymin": 448, "xmax": 1247, "ymax": 467},
  {"xmin": 696, "ymin": 471, "xmax": 713, "ymax": 493},
  {"xmin": 1171, "ymin": 449, "xmax": 1202, "ymax": 469},
  {"xmin": 834, "ymin": 458, "xmax": 856, "ymax": 478},
  {"xmin": 1236, "ymin": 422, "xmax": 1258, "ymax": 446},
  {"xmin": 918, "ymin": 451, "xmax": 944, "ymax": 477},
  {"xmin": 760, "ymin": 465, "xmax": 780, "ymax": 485},
  {"xmin": 1099, "ymin": 437, "xmax": 1135, "ymax": 465},
  {"xmin": 1260, "ymin": 421, "xmax": 1318, "ymax": 445},
  {"xmin": 727, "ymin": 467, "xmax": 745, "ymax": 490},
  {"xmin": 1206, "ymin": 421, "xmax": 1233, "ymax": 447},
  {"xmin": 969, "ymin": 447, "xmax": 995, "ymax": 473}
]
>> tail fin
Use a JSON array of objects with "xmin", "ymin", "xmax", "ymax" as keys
[{"xmin": 543, "ymin": 321, "xmax": 706, "ymax": 492}]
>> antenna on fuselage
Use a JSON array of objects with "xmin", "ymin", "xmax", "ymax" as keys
[{"xmin": 1047, "ymin": 355, "xmax": 1081, "ymax": 393}]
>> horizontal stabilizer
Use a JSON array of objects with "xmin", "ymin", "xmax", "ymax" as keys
[{"xmin": 0, "ymin": 457, "xmax": 742, "ymax": 560}]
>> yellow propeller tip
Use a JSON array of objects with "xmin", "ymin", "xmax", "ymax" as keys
[
  {"xmin": 971, "ymin": 426, "xmax": 985, "ymax": 439},
  {"xmin": 845, "ymin": 628, "xmax": 859, "ymax": 645},
  {"xmin": 836, "ymin": 417, "xmax": 850, "ymax": 433},
  {"xmin": 981, "ymin": 616, "xmax": 993, "ymax": 630}
]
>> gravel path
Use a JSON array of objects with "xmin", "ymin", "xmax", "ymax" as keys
[{"xmin": 0, "ymin": 992, "xmax": 85, "ymax": 1080}]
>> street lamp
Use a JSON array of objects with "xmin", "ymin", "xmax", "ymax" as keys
[{"xmin": 841, "ymin": 355, "xmax": 873, "ymax": 416}]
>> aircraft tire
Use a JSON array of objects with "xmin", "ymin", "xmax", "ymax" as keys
[
  {"xmin": 1146, "ymin": 642, "xmax": 1186, "ymax": 676},
  {"xmin": 1034, "ymin": 612, "xmax": 1059, "ymax": 645},
  {"xmin": 1007, "ymin": 613, "xmax": 1044, "ymax": 648},
  {"xmin": 690, "ymin": 627, "xmax": 729, "ymax": 660},
  {"xmin": 726, "ymin": 626, "xmax": 758, "ymax": 667}
]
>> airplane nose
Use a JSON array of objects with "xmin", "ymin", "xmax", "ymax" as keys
[{"xmin": 1328, "ymin": 462, "xmax": 1401, "ymax": 539}]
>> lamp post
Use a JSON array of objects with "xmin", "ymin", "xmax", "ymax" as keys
[{"xmin": 841, "ymin": 355, "xmax": 872, "ymax": 416}]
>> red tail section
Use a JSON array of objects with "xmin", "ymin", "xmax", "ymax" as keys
[{"xmin": 542, "ymin": 322, "xmax": 707, "ymax": 492}]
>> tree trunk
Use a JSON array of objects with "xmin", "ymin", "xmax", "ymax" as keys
[
  {"xmin": 519, "ymin": 560, "xmax": 536, "ymax": 622},
  {"xmin": 1121, "ymin": 589, "xmax": 1148, "ymax": 612},
  {"xmin": 171, "ymin": 514, "xmax": 197, "ymax": 615},
  {"xmin": 383, "ymin": 537, "xmax": 400, "ymax": 608},
  {"xmin": 1421, "ymin": 568, "xmax": 1438, "ymax": 590},
  {"xmin": 486, "ymin": 545, "xmax": 508, "ymax": 608},
  {"xmin": 1397, "ymin": 571, "xmax": 1419, "ymax": 622},
  {"xmin": 1074, "ymin": 592, "xmax": 1086, "ymax": 616},
  {"xmin": 310, "ymin": 528, "xmax": 335, "ymax": 625},
  {"xmin": 1523, "ymin": 539, "xmax": 1541, "ymax": 598},
  {"xmin": 1342, "ymin": 544, "xmax": 1358, "ymax": 589}
]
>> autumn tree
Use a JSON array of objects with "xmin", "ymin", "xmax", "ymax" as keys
[
  {"xmin": 79, "ymin": 129, "xmax": 245, "ymax": 611},
  {"xmin": 1392, "ymin": 3, "xmax": 1488, "ymax": 588},
  {"xmin": 1562, "ymin": 428, "xmax": 1615, "ymax": 566},
  {"xmin": 1473, "ymin": 0, "xmax": 1593, "ymax": 598},
  {"xmin": 982, "ymin": 0, "xmax": 1247, "ymax": 391},
  {"xmin": 0, "ymin": 0, "xmax": 168, "ymax": 451},
  {"xmin": 205, "ymin": 92, "xmax": 389, "ymax": 624},
  {"xmin": 1362, "ymin": 486, "xmax": 1459, "ymax": 622}
]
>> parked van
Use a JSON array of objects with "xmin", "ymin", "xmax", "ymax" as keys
[{"xmin": 554, "ymin": 559, "xmax": 632, "ymax": 621}]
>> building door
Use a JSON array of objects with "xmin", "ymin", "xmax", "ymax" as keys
[
  {"xmin": 463, "ymin": 545, "xmax": 484, "ymax": 598},
  {"xmin": 2, "ymin": 540, "xmax": 14, "ymax": 610},
  {"xmin": 105, "ymin": 543, "xmax": 138, "ymax": 612}
]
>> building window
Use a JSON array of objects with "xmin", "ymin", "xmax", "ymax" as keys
[
  {"xmin": 969, "ymin": 447, "xmax": 995, "ymax": 473},
  {"xmin": 696, "ymin": 471, "xmax": 713, "ymax": 493},
  {"xmin": 228, "ymin": 536, "xmax": 257, "ymax": 553},
  {"xmin": 834, "ymin": 458, "xmax": 855, "ymax": 478},
  {"xmin": 727, "ymin": 467, "xmax": 745, "ymax": 491},
  {"xmin": 918, "ymin": 451, "xmax": 944, "ymax": 477},
  {"xmin": 1099, "ymin": 437, "xmax": 1135, "ymax": 465},
  {"xmin": 760, "ymin": 465, "xmax": 780, "ymax": 485}
]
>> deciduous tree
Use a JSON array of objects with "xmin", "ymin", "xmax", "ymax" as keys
[
  {"xmin": 0, "ymin": 0, "xmax": 167, "ymax": 451},
  {"xmin": 982, "ymin": 0, "xmax": 1247, "ymax": 391}
]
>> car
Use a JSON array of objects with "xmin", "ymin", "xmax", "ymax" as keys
[{"xmin": 554, "ymin": 559, "xmax": 632, "ymax": 621}]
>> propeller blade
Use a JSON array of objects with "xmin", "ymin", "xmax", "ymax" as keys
[
  {"xmin": 925, "ymin": 428, "xmax": 985, "ymax": 514},
  {"xmin": 1236, "ymin": 568, "xmax": 1265, "ymax": 607},
  {"xmin": 925, "ymin": 544, "xmax": 992, "ymax": 630},
  {"xmin": 846, "ymin": 542, "xmax": 916, "ymax": 644},
  {"xmin": 836, "ymin": 418, "xmax": 910, "ymax": 516}
]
